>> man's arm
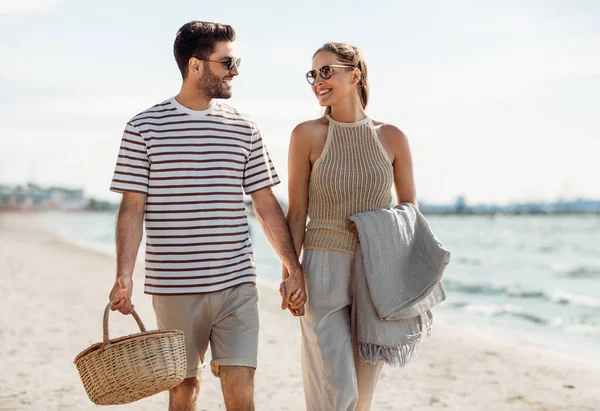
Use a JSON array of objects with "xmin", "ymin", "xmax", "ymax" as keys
[
  {"xmin": 109, "ymin": 191, "xmax": 146, "ymax": 314},
  {"xmin": 250, "ymin": 187, "xmax": 306, "ymax": 312}
]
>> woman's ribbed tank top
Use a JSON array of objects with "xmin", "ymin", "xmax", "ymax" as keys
[{"xmin": 303, "ymin": 115, "xmax": 394, "ymax": 254}]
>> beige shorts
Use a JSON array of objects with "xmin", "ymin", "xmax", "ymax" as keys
[{"xmin": 152, "ymin": 283, "xmax": 259, "ymax": 379}]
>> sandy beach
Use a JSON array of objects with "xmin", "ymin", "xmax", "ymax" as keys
[{"xmin": 1, "ymin": 212, "xmax": 599, "ymax": 411}]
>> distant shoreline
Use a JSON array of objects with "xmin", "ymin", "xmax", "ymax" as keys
[{"xmin": 2, "ymin": 208, "xmax": 599, "ymax": 217}]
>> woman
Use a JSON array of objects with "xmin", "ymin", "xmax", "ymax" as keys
[{"xmin": 284, "ymin": 42, "xmax": 417, "ymax": 410}]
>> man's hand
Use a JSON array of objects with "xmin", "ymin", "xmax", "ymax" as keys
[
  {"xmin": 109, "ymin": 276, "xmax": 134, "ymax": 315},
  {"xmin": 279, "ymin": 269, "xmax": 306, "ymax": 317}
]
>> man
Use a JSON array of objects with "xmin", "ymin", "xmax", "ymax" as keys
[{"xmin": 108, "ymin": 21, "xmax": 306, "ymax": 411}]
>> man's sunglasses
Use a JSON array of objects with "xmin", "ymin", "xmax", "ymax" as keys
[
  {"xmin": 306, "ymin": 64, "xmax": 355, "ymax": 85},
  {"xmin": 196, "ymin": 57, "xmax": 242, "ymax": 71}
]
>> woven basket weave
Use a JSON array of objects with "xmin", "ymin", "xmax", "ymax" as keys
[{"xmin": 74, "ymin": 300, "xmax": 186, "ymax": 405}]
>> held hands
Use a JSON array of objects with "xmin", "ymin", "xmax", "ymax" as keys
[
  {"xmin": 280, "ymin": 267, "xmax": 307, "ymax": 317},
  {"xmin": 109, "ymin": 276, "xmax": 134, "ymax": 315}
]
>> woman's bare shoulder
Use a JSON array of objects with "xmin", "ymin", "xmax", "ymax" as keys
[
  {"xmin": 372, "ymin": 120, "xmax": 408, "ymax": 144},
  {"xmin": 291, "ymin": 117, "xmax": 329, "ymax": 143},
  {"xmin": 293, "ymin": 117, "xmax": 328, "ymax": 134}
]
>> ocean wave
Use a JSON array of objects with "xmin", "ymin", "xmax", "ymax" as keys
[
  {"xmin": 550, "ymin": 262, "xmax": 600, "ymax": 278},
  {"xmin": 450, "ymin": 302, "xmax": 600, "ymax": 334},
  {"xmin": 445, "ymin": 279, "xmax": 600, "ymax": 309},
  {"xmin": 449, "ymin": 302, "xmax": 548, "ymax": 324},
  {"xmin": 562, "ymin": 266, "xmax": 600, "ymax": 279},
  {"xmin": 548, "ymin": 289, "xmax": 600, "ymax": 309},
  {"xmin": 538, "ymin": 245, "xmax": 556, "ymax": 253},
  {"xmin": 456, "ymin": 257, "xmax": 482, "ymax": 265}
]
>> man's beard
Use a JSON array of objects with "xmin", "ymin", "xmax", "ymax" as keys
[{"xmin": 198, "ymin": 64, "xmax": 232, "ymax": 99}]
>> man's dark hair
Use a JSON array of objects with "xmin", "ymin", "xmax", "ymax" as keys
[{"xmin": 174, "ymin": 21, "xmax": 236, "ymax": 79}]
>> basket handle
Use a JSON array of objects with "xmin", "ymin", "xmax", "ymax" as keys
[{"xmin": 101, "ymin": 300, "xmax": 147, "ymax": 350}]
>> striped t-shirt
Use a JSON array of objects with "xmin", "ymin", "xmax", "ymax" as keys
[{"xmin": 110, "ymin": 97, "xmax": 279, "ymax": 295}]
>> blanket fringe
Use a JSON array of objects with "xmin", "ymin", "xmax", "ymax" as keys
[{"xmin": 358, "ymin": 317, "xmax": 433, "ymax": 367}]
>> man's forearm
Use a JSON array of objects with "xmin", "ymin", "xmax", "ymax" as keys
[
  {"xmin": 253, "ymin": 192, "xmax": 302, "ymax": 275},
  {"xmin": 115, "ymin": 200, "xmax": 145, "ymax": 280}
]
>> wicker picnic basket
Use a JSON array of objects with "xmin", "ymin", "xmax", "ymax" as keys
[{"xmin": 74, "ymin": 300, "xmax": 186, "ymax": 405}]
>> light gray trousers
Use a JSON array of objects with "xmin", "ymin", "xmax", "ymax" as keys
[{"xmin": 300, "ymin": 247, "xmax": 383, "ymax": 411}]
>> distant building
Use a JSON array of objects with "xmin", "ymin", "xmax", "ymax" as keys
[
  {"xmin": 454, "ymin": 195, "xmax": 468, "ymax": 213},
  {"xmin": 0, "ymin": 182, "xmax": 87, "ymax": 210},
  {"xmin": 49, "ymin": 187, "xmax": 86, "ymax": 210}
]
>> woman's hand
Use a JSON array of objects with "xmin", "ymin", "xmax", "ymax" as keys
[{"xmin": 347, "ymin": 219, "xmax": 359, "ymax": 243}]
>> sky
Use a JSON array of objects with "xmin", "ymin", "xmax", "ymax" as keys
[{"xmin": 1, "ymin": 0, "xmax": 599, "ymax": 205}]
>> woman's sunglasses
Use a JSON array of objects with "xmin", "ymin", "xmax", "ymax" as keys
[
  {"xmin": 306, "ymin": 64, "xmax": 355, "ymax": 85},
  {"xmin": 196, "ymin": 57, "xmax": 242, "ymax": 71}
]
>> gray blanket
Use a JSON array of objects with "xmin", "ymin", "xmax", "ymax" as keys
[{"xmin": 348, "ymin": 203, "xmax": 450, "ymax": 366}]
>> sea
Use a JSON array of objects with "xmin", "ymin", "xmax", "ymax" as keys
[{"xmin": 28, "ymin": 211, "xmax": 600, "ymax": 360}]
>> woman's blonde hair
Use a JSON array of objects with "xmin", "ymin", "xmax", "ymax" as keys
[{"xmin": 313, "ymin": 42, "xmax": 369, "ymax": 114}]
